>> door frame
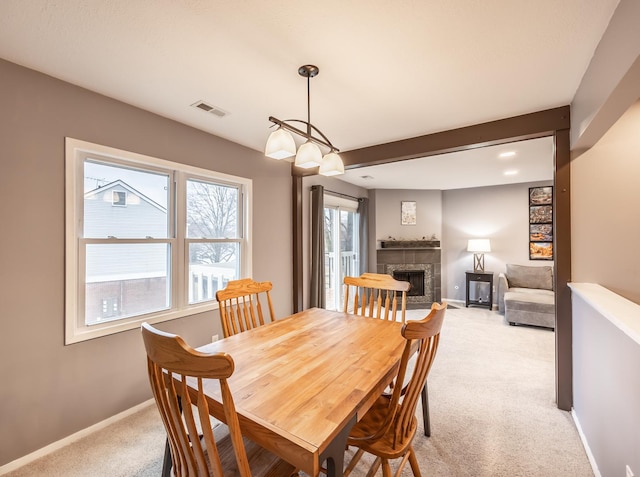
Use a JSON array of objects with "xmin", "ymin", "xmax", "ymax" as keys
[{"xmin": 291, "ymin": 106, "xmax": 571, "ymax": 410}]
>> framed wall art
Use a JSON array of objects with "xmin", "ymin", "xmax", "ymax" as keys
[
  {"xmin": 529, "ymin": 186, "xmax": 553, "ymax": 260},
  {"xmin": 401, "ymin": 201, "xmax": 416, "ymax": 225}
]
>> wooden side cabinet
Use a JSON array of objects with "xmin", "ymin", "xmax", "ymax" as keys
[{"xmin": 465, "ymin": 271, "xmax": 493, "ymax": 310}]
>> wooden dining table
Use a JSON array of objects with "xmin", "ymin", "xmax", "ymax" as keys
[{"xmin": 180, "ymin": 307, "xmax": 408, "ymax": 477}]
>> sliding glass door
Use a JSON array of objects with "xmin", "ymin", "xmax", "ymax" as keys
[{"xmin": 324, "ymin": 203, "xmax": 358, "ymax": 311}]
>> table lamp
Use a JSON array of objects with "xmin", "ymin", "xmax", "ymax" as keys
[{"xmin": 467, "ymin": 239, "xmax": 491, "ymax": 272}]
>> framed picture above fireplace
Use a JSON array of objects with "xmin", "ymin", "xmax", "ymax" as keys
[{"xmin": 401, "ymin": 201, "xmax": 417, "ymax": 225}]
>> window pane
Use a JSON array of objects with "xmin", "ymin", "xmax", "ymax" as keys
[
  {"xmin": 84, "ymin": 160, "xmax": 169, "ymax": 238},
  {"xmin": 188, "ymin": 242, "xmax": 238, "ymax": 304},
  {"xmin": 324, "ymin": 208, "xmax": 337, "ymax": 310},
  {"xmin": 340, "ymin": 209, "xmax": 358, "ymax": 278},
  {"xmin": 324, "ymin": 207, "xmax": 359, "ymax": 311},
  {"xmin": 85, "ymin": 243, "xmax": 170, "ymax": 325},
  {"xmin": 187, "ymin": 180, "xmax": 239, "ymax": 239}
]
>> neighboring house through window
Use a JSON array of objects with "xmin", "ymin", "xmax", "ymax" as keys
[{"xmin": 65, "ymin": 138, "xmax": 252, "ymax": 344}]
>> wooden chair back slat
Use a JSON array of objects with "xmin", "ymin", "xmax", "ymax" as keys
[
  {"xmin": 141, "ymin": 322, "xmax": 255, "ymax": 477},
  {"xmin": 343, "ymin": 273, "xmax": 411, "ymax": 323},
  {"xmin": 344, "ymin": 302, "xmax": 446, "ymax": 477},
  {"xmin": 216, "ymin": 279, "xmax": 275, "ymax": 338},
  {"xmin": 393, "ymin": 303, "xmax": 446, "ymax": 447}
]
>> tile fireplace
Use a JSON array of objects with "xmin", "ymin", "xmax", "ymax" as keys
[{"xmin": 376, "ymin": 242, "xmax": 441, "ymax": 308}]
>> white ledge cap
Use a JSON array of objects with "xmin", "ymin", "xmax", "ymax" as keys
[{"xmin": 569, "ymin": 283, "xmax": 640, "ymax": 345}]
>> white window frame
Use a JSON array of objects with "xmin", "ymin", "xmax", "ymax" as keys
[
  {"xmin": 184, "ymin": 175, "xmax": 244, "ymax": 305},
  {"xmin": 65, "ymin": 138, "xmax": 252, "ymax": 344}
]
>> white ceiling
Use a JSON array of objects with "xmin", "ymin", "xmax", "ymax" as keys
[
  {"xmin": 0, "ymin": 0, "xmax": 619, "ymax": 188},
  {"xmin": 341, "ymin": 136, "xmax": 555, "ymax": 190}
]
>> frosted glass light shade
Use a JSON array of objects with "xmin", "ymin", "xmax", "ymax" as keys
[
  {"xmin": 319, "ymin": 152, "xmax": 344, "ymax": 176},
  {"xmin": 265, "ymin": 128, "xmax": 296, "ymax": 159},
  {"xmin": 295, "ymin": 141, "xmax": 322, "ymax": 168},
  {"xmin": 467, "ymin": 239, "xmax": 491, "ymax": 253}
]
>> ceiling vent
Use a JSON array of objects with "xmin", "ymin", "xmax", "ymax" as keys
[{"xmin": 191, "ymin": 100, "xmax": 228, "ymax": 118}]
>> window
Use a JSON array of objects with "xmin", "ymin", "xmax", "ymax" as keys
[
  {"xmin": 323, "ymin": 195, "xmax": 359, "ymax": 311},
  {"xmin": 112, "ymin": 190, "xmax": 127, "ymax": 206},
  {"xmin": 186, "ymin": 179, "xmax": 241, "ymax": 304},
  {"xmin": 65, "ymin": 138, "xmax": 251, "ymax": 344}
]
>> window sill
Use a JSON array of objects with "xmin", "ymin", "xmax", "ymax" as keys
[{"xmin": 65, "ymin": 301, "xmax": 218, "ymax": 345}]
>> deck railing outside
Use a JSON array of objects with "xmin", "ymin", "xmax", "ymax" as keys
[{"xmin": 325, "ymin": 251, "xmax": 358, "ymax": 310}]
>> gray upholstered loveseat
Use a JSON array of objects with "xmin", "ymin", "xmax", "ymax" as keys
[{"xmin": 497, "ymin": 264, "xmax": 555, "ymax": 329}]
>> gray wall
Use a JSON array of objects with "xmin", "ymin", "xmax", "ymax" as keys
[
  {"xmin": 368, "ymin": 182, "xmax": 552, "ymax": 305},
  {"xmin": 570, "ymin": 92, "xmax": 640, "ymax": 477},
  {"xmin": 571, "ymin": 290, "xmax": 640, "ymax": 477},
  {"xmin": 441, "ymin": 182, "xmax": 553, "ymax": 304},
  {"xmin": 0, "ymin": 59, "xmax": 293, "ymax": 466},
  {"xmin": 373, "ymin": 189, "xmax": 442, "ymax": 244},
  {"xmin": 569, "ymin": 1, "xmax": 640, "ymax": 475},
  {"xmin": 571, "ymin": 0, "xmax": 640, "ymax": 154}
]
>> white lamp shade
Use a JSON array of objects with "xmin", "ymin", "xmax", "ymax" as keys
[
  {"xmin": 467, "ymin": 239, "xmax": 491, "ymax": 253},
  {"xmin": 318, "ymin": 152, "xmax": 344, "ymax": 176},
  {"xmin": 265, "ymin": 128, "xmax": 296, "ymax": 159},
  {"xmin": 294, "ymin": 140, "xmax": 322, "ymax": 169}
]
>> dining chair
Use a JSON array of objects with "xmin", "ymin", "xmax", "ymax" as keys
[
  {"xmin": 343, "ymin": 302, "xmax": 446, "ymax": 477},
  {"xmin": 343, "ymin": 273, "xmax": 411, "ymax": 323},
  {"xmin": 343, "ymin": 272, "xmax": 433, "ymax": 437},
  {"xmin": 141, "ymin": 322, "xmax": 297, "ymax": 477},
  {"xmin": 216, "ymin": 278, "xmax": 276, "ymax": 338}
]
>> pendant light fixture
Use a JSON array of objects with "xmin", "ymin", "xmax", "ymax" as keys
[{"xmin": 265, "ymin": 65, "xmax": 344, "ymax": 176}]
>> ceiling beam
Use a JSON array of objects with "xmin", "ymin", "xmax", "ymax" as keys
[{"xmin": 340, "ymin": 106, "xmax": 570, "ymax": 168}]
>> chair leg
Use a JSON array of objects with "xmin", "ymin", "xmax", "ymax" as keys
[
  {"xmin": 344, "ymin": 448, "xmax": 366, "ymax": 477},
  {"xmin": 393, "ymin": 451, "xmax": 411, "ymax": 477},
  {"xmin": 421, "ymin": 382, "xmax": 430, "ymax": 437},
  {"xmin": 365, "ymin": 457, "xmax": 382, "ymax": 477},
  {"xmin": 381, "ymin": 459, "xmax": 392, "ymax": 477},
  {"xmin": 408, "ymin": 445, "xmax": 422, "ymax": 477}
]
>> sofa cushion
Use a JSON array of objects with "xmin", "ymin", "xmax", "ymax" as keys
[
  {"xmin": 506, "ymin": 264, "xmax": 553, "ymax": 290},
  {"xmin": 504, "ymin": 290, "xmax": 554, "ymax": 313},
  {"xmin": 508, "ymin": 287, "xmax": 554, "ymax": 296},
  {"xmin": 504, "ymin": 290, "xmax": 555, "ymax": 328}
]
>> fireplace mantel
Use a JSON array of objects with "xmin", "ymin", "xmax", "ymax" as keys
[{"xmin": 379, "ymin": 240, "xmax": 440, "ymax": 249}]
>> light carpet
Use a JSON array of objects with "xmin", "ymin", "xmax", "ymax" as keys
[{"xmin": 5, "ymin": 307, "xmax": 593, "ymax": 476}]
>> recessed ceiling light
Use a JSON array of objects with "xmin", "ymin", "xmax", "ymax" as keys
[
  {"xmin": 499, "ymin": 151, "xmax": 516, "ymax": 158},
  {"xmin": 361, "ymin": 175, "xmax": 374, "ymax": 180},
  {"xmin": 504, "ymin": 170, "xmax": 518, "ymax": 176}
]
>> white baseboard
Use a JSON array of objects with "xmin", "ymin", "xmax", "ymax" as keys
[
  {"xmin": 442, "ymin": 298, "xmax": 497, "ymax": 310},
  {"xmin": 0, "ymin": 399, "xmax": 155, "ymax": 475},
  {"xmin": 572, "ymin": 408, "xmax": 601, "ymax": 477},
  {"xmin": 442, "ymin": 298, "xmax": 465, "ymax": 307}
]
